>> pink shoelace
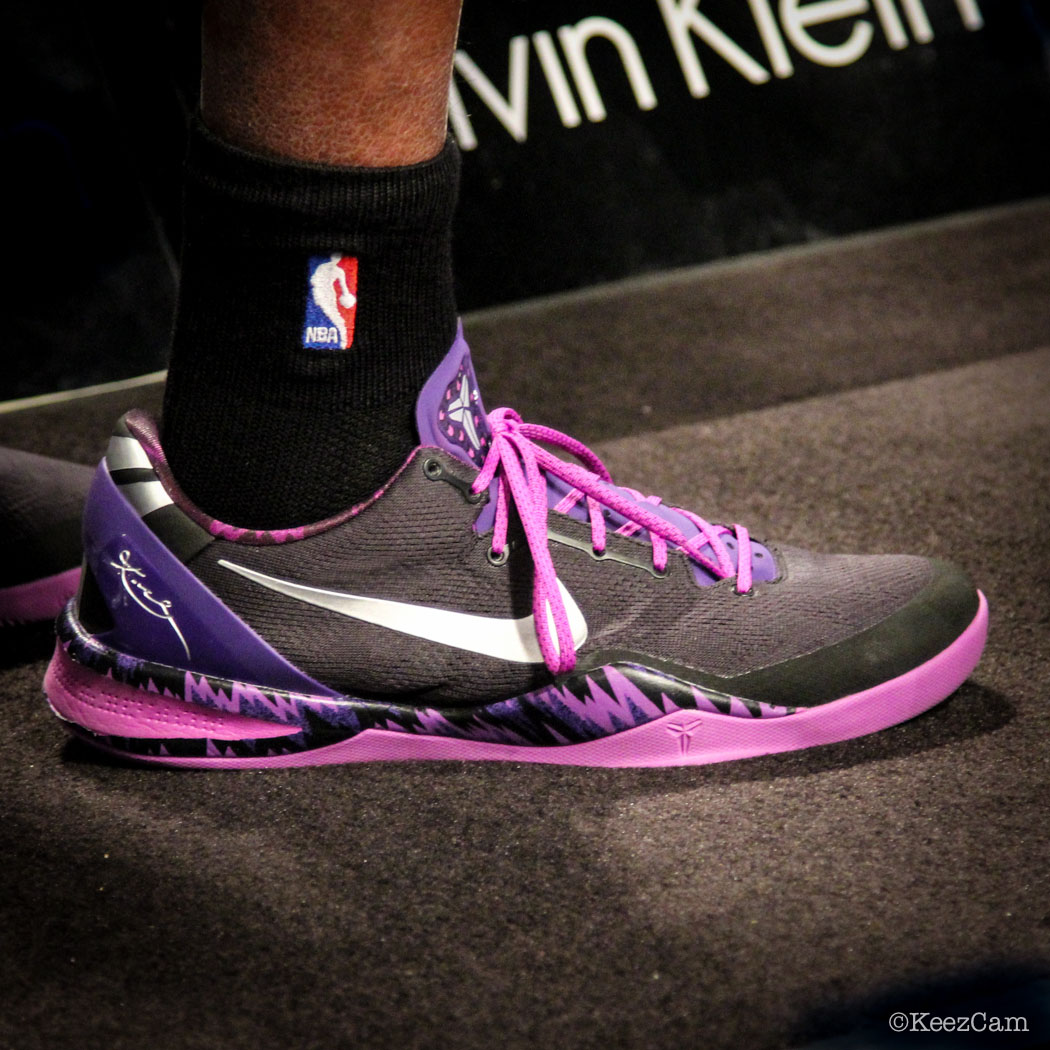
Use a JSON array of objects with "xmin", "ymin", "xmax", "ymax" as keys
[{"xmin": 471, "ymin": 407, "xmax": 754, "ymax": 675}]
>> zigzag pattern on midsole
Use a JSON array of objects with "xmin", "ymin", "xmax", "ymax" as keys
[{"xmin": 55, "ymin": 603, "xmax": 796, "ymax": 756}]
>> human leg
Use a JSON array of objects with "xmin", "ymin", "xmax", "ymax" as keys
[
  {"xmin": 199, "ymin": 0, "xmax": 461, "ymax": 166},
  {"xmin": 162, "ymin": 0, "xmax": 464, "ymax": 528}
]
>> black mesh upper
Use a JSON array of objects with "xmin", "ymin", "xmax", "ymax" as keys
[{"xmin": 188, "ymin": 449, "xmax": 940, "ymax": 705}]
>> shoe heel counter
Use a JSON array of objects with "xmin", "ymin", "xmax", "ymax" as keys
[
  {"xmin": 78, "ymin": 450, "xmax": 191, "ymax": 666},
  {"xmin": 79, "ymin": 460, "xmax": 120, "ymax": 606},
  {"xmin": 75, "ymin": 441, "xmax": 150, "ymax": 635},
  {"xmin": 74, "ymin": 423, "xmax": 337, "ymax": 697}
]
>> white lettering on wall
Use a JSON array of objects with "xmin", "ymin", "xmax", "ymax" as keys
[
  {"xmin": 952, "ymin": 0, "xmax": 983, "ymax": 31},
  {"xmin": 869, "ymin": 0, "xmax": 909, "ymax": 50},
  {"xmin": 557, "ymin": 17, "xmax": 658, "ymax": 122},
  {"xmin": 452, "ymin": 35, "xmax": 531, "ymax": 144},
  {"xmin": 748, "ymin": 0, "xmax": 795, "ymax": 77},
  {"xmin": 533, "ymin": 30, "xmax": 584, "ymax": 127},
  {"xmin": 450, "ymin": 0, "xmax": 985, "ymax": 149},
  {"xmin": 899, "ymin": 0, "xmax": 935, "ymax": 42},
  {"xmin": 779, "ymin": 0, "xmax": 873, "ymax": 69},
  {"xmin": 656, "ymin": 0, "xmax": 771, "ymax": 97}
]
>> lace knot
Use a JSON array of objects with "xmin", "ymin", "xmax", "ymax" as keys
[{"xmin": 470, "ymin": 409, "xmax": 755, "ymax": 675}]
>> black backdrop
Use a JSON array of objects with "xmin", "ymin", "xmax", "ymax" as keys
[
  {"xmin": 453, "ymin": 0, "xmax": 1050, "ymax": 306},
  {"xmin": 3, "ymin": 0, "xmax": 1049, "ymax": 397}
]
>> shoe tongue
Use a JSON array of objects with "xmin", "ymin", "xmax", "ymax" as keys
[
  {"xmin": 420, "ymin": 329, "xmax": 778, "ymax": 586},
  {"xmin": 416, "ymin": 323, "xmax": 493, "ymax": 467}
]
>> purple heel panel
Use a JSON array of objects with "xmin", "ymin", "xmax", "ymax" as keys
[
  {"xmin": 82, "ymin": 465, "xmax": 338, "ymax": 697},
  {"xmin": 45, "ymin": 643, "xmax": 297, "ymax": 740},
  {"xmin": 70, "ymin": 592, "xmax": 987, "ymax": 769},
  {"xmin": 0, "ymin": 567, "xmax": 81, "ymax": 624}
]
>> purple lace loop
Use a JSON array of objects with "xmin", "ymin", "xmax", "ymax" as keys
[{"xmin": 471, "ymin": 408, "xmax": 755, "ymax": 675}]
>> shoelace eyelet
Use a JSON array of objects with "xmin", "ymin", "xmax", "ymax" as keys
[
  {"xmin": 425, "ymin": 457, "xmax": 487, "ymax": 504},
  {"xmin": 486, "ymin": 548, "xmax": 509, "ymax": 566}
]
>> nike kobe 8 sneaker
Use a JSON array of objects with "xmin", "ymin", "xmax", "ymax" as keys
[{"xmin": 44, "ymin": 331, "xmax": 987, "ymax": 767}]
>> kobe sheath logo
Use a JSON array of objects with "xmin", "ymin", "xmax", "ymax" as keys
[
  {"xmin": 666, "ymin": 717, "xmax": 703, "ymax": 755},
  {"xmin": 303, "ymin": 254, "xmax": 358, "ymax": 349},
  {"xmin": 110, "ymin": 549, "xmax": 191, "ymax": 659}
]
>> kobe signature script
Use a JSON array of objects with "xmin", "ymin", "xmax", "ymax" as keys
[{"xmin": 110, "ymin": 549, "xmax": 191, "ymax": 659}]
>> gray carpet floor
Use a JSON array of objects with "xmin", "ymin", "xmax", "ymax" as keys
[{"xmin": 2, "ymin": 200, "xmax": 1048, "ymax": 1050}]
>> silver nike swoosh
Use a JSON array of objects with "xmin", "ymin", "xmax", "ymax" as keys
[{"xmin": 218, "ymin": 559, "xmax": 588, "ymax": 664}]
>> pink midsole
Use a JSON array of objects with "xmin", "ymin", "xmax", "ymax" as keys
[
  {"xmin": 45, "ymin": 647, "xmax": 299, "ymax": 741},
  {"xmin": 47, "ymin": 592, "xmax": 988, "ymax": 769}
]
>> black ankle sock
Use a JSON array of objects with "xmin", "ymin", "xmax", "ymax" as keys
[{"xmin": 161, "ymin": 120, "xmax": 460, "ymax": 529}]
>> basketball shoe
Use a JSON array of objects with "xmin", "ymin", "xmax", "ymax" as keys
[
  {"xmin": 43, "ymin": 330, "xmax": 987, "ymax": 767},
  {"xmin": 0, "ymin": 448, "xmax": 90, "ymax": 625}
]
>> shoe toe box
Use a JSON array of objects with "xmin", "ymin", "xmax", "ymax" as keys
[{"xmin": 720, "ymin": 551, "xmax": 981, "ymax": 707}]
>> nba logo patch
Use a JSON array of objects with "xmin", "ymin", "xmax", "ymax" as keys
[{"xmin": 303, "ymin": 255, "xmax": 358, "ymax": 349}]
